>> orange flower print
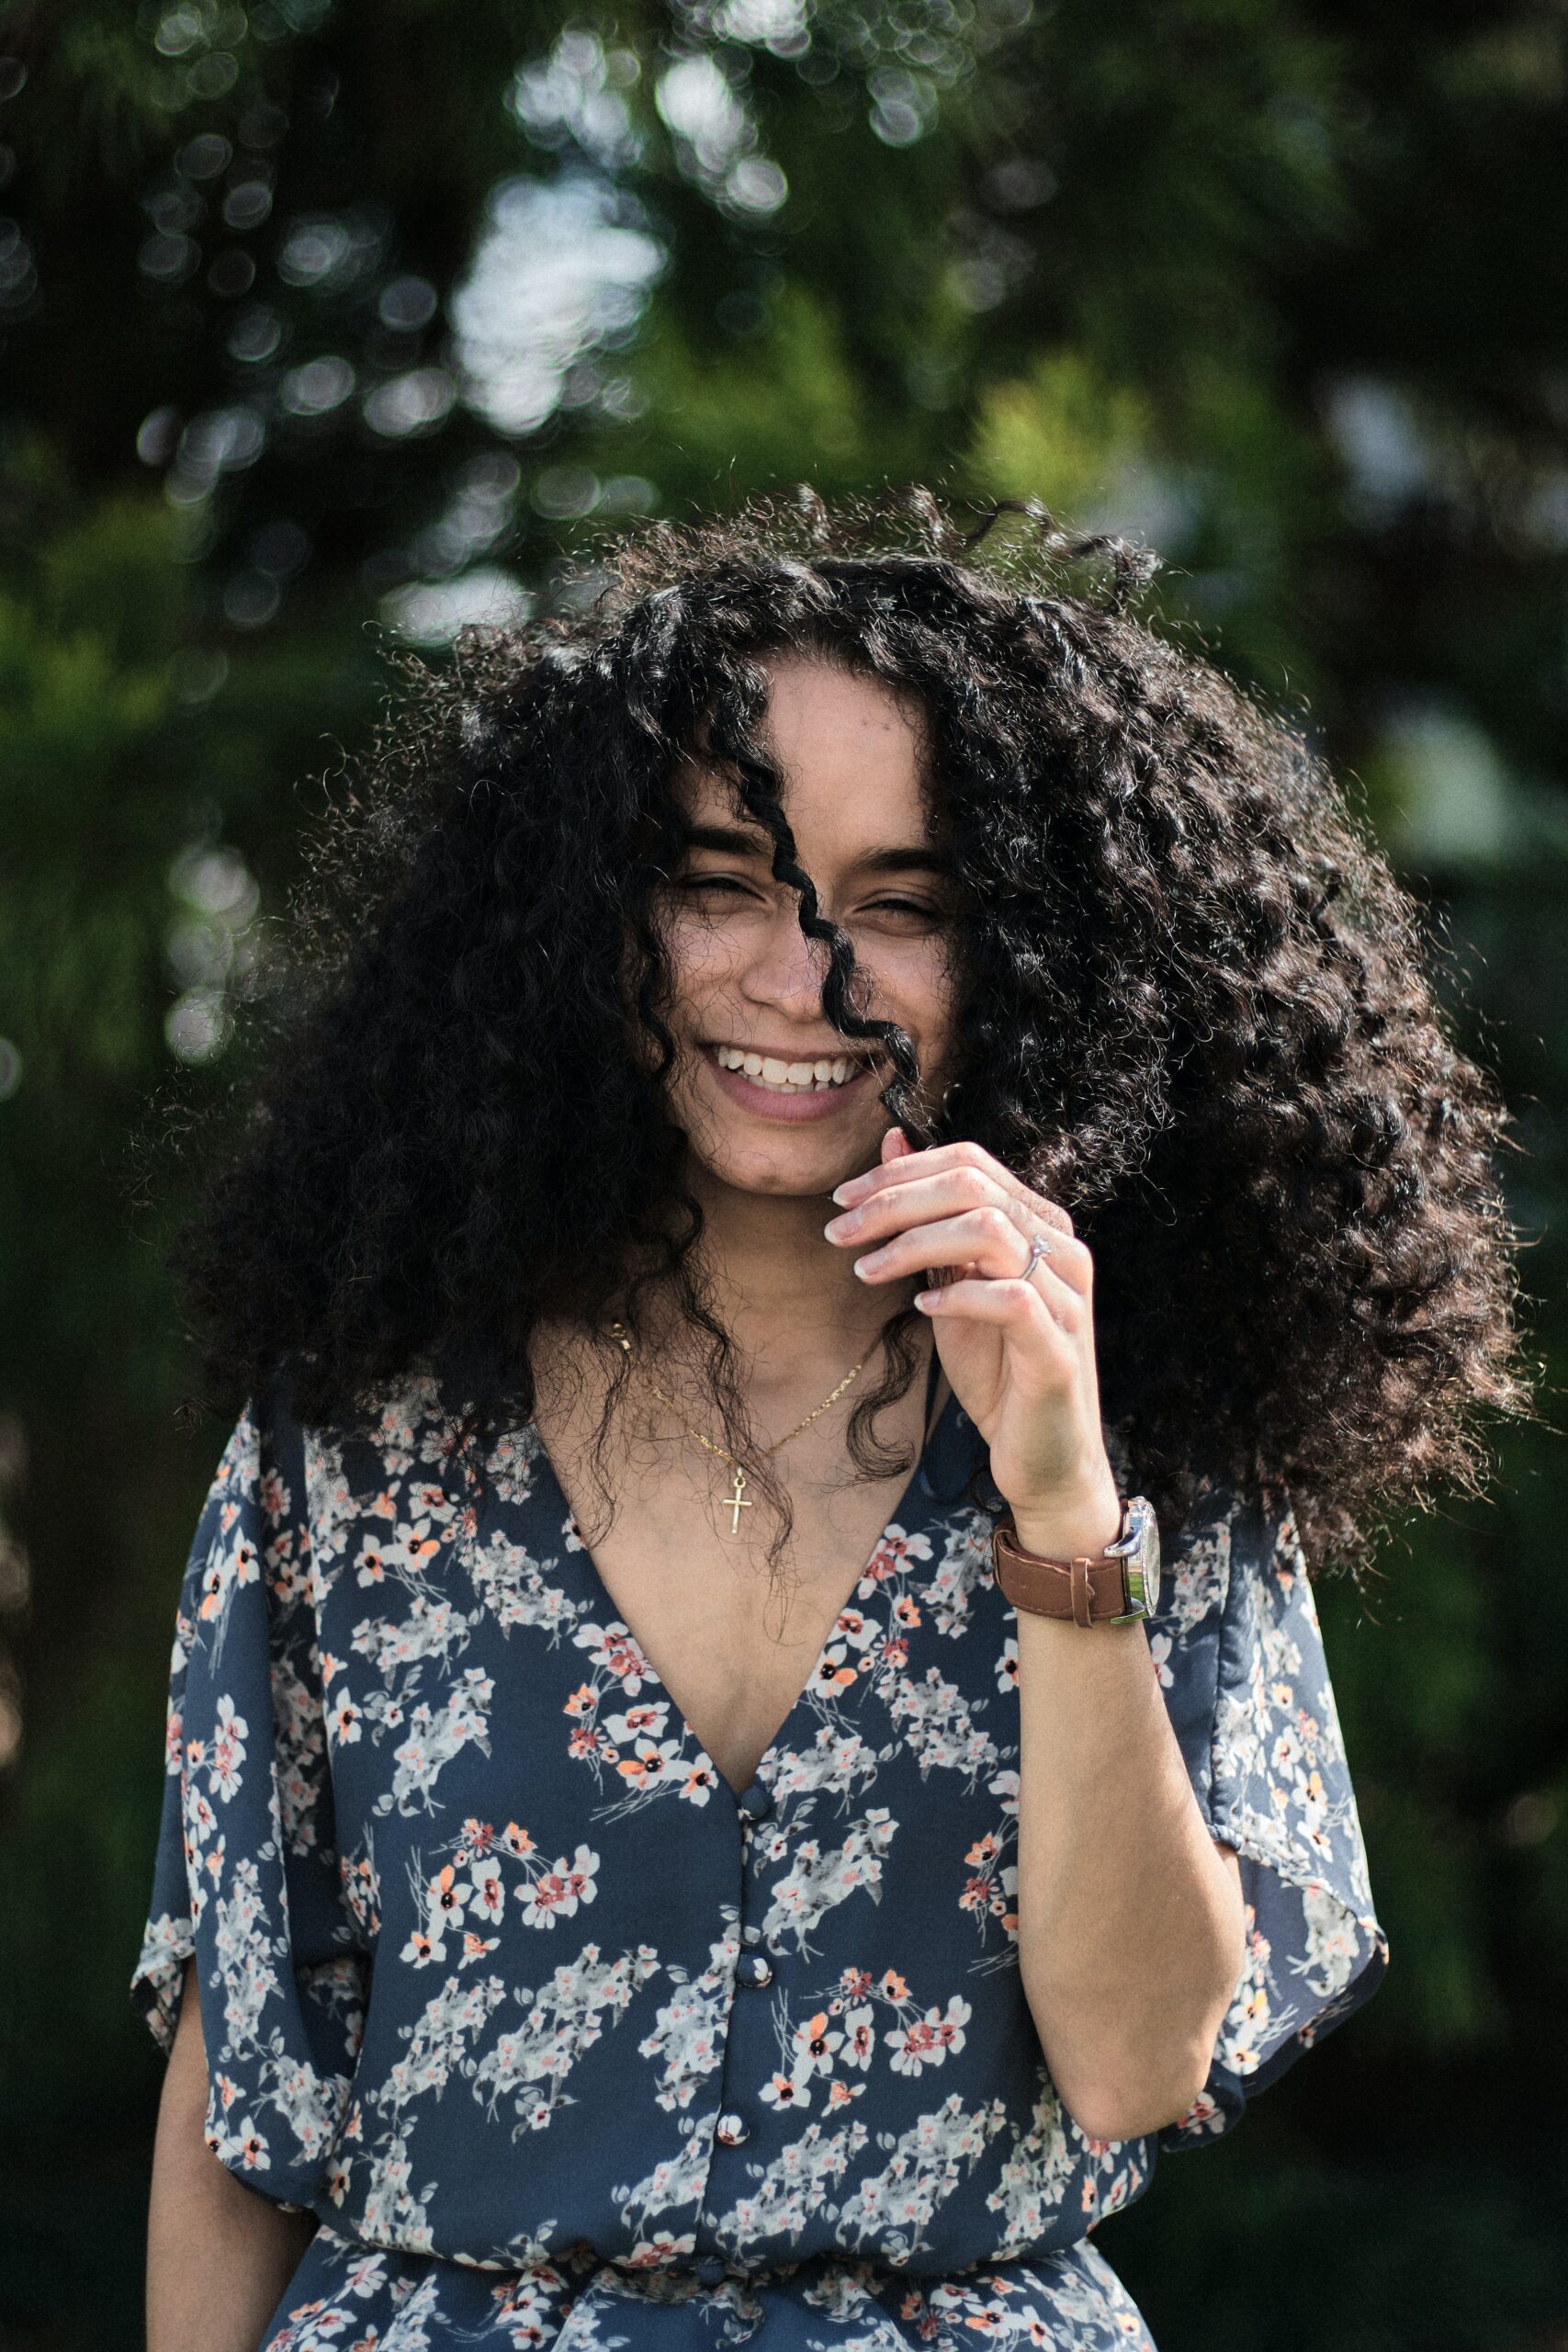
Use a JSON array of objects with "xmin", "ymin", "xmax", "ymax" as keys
[
  {"xmin": 810, "ymin": 1649, "xmax": 859, "ymax": 1697},
  {"xmin": 127, "ymin": 1391, "xmax": 1381, "ymax": 2335},
  {"xmin": 616, "ymin": 1737, "xmax": 682, "ymax": 1789},
  {"xmin": 355, "ymin": 1538, "xmax": 389, "ymax": 1586}
]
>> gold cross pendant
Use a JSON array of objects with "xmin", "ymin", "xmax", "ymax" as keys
[{"xmin": 723, "ymin": 1465, "xmax": 753, "ymax": 1535}]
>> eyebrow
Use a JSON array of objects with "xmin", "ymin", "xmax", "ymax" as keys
[{"xmin": 675, "ymin": 822, "xmax": 953, "ymax": 876}]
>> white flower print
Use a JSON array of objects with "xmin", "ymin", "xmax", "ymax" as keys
[
  {"xmin": 204, "ymin": 1692, "xmax": 248, "ymax": 1802},
  {"xmin": 835, "ymin": 2092, "xmax": 1010, "ymax": 2258},
  {"xmin": 470, "ymin": 1942, "xmax": 662, "ymax": 2132},
  {"xmin": 636, "ymin": 1924, "xmax": 736, "ymax": 2112},
  {"xmin": 374, "ymin": 1666, "xmax": 495, "ymax": 1817},
  {"xmin": 884, "ymin": 1994, "xmax": 970, "ymax": 2076},
  {"xmin": 761, "ymin": 1810, "xmax": 899, "ymax": 1957},
  {"xmin": 130, "ymin": 1387, "xmax": 1384, "ymax": 2343},
  {"xmin": 516, "ymin": 1845, "xmax": 599, "ymax": 1929}
]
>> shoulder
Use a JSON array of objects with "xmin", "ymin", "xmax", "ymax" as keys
[
  {"xmin": 263, "ymin": 1369, "xmax": 484, "ymax": 1600},
  {"xmin": 258, "ymin": 1366, "xmax": 459, "ymax": 1489}
]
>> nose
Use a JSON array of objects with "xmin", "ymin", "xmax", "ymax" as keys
[{"xmin": 739, "ymin": 899, "xmax": 834, "ymax": 1018}]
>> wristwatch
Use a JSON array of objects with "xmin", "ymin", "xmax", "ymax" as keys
[{"xmin": 990, "ymin": 1495, "xmax": 1162, "ymax": 1627}]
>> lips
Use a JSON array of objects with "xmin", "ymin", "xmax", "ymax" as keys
[{"xmin": 704, "ymin": 1042, "xmax": 882, "ymax": 1123}]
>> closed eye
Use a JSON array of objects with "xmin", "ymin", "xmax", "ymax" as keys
[{"xmin": 674, "ymin": 875, "xmax": 944, "ymax": 919}]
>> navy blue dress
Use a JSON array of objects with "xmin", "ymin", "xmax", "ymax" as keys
[{"xmin": 132, "ymin": 1368, "xmax": 1387, "ymax": 2349}]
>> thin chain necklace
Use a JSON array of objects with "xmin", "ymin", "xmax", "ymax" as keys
[{"xmin": 608, "ymin": 1320, "xmax": 872, "ymax": 1537}]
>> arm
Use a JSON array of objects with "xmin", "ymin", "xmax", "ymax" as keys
[
  {"xmin": 827, "ymin": 1129, "xmax": 1247, "ymax": 2142},
  {"xmin": 146, "ymin": 1959, "xmax": 318, "ymax": 2352},
  {"xmin": 1007, "ymin": 1520, "xmax": 1247, "ymax": 2142}
]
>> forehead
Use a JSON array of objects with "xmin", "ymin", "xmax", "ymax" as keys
[{"xmin": 675, "ymin": 656, "xmax": 936, "ymax": 847}]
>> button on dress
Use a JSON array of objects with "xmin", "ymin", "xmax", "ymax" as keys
[{"xmin": 131, "ymin": 1369, "xmax": 1388, "ymax": 2350}]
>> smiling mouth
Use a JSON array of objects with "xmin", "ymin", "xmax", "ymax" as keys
[{"xmin": 707, "ymin": 1044, "xmax": 878, "ymax": 1095}]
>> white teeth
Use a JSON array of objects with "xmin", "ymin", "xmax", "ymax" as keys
[{"xmin": 712, "ymin": 1045, "xmax": 867, "ymax": 1093}]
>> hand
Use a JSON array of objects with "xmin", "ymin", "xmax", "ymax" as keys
[{"xmin": 823, "ymin": 1129, "xmax": 1123, "ymax": 1555}]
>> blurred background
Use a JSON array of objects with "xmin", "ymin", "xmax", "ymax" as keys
[{"xmin": 2, "ymin": 2, "xmax": 1566, "ymax": 2345}]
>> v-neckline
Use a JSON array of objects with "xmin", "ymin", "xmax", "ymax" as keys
[{"xmin": 527, "ymin": 1368, "xmax": 958, "ymax": 1806}]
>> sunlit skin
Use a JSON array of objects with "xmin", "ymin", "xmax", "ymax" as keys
[
  {"xmin": 653, "ymin": 658, "xmax": 961, "ymax": 1207},
  {"xmin": 649, "ymin": 656, "xmax": 1139, "ymax": 1538}
]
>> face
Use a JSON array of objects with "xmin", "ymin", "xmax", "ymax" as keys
[{"xmin": 649, "ymin": 654, "xmax": 963, "ymax": 1200}]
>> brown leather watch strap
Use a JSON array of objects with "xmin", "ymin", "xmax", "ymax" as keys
[{"xmin": 990, "ymin": 1517, "xmax": 1134, "ymax": 1627}]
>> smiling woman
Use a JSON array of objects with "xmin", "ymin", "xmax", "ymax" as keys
[
  {"xmin": 134, "ymin": 486, "xmax": 1528, "ymax": 2352},
  {"xmin": 657, "ymin": 661, "xmax": 957, "ymax": 1148}
]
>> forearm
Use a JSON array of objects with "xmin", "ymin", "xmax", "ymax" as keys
[
  {"xmin": 1010, "ymin": 1509, "xmax": 1247, "ymax": 2143},
  {"xmin": 147, "ymin": 1961, "xmax": 317, "ymax": 2352}
]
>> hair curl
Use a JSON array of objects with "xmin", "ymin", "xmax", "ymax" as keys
[{"xmin": 174, "ymin": 484, "xmax": 1535, "ymax": 1583}]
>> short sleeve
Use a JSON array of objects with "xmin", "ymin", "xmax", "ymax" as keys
[
  {"xmin": 1153, "ymin": 1480, "xmax": 1389, "ymax": 2151},
  {"xmin": 130, "ymin": 1393, "xmax": 368, "ymax": 2213}
]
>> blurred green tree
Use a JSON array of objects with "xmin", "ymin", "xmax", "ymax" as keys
[{"xmin": 1, "ymin": 1, "xmax": 1564, "ymax": 2344}]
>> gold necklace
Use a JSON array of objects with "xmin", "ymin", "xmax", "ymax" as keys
[{"xmin": 608, "ymin": 1320, "xmax": 872, "ymax": 1537}]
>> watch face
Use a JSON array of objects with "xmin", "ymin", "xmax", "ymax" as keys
[{"xmin": 1118, "ymin": 1498, "xmax": 1161, "ymax": 1619}]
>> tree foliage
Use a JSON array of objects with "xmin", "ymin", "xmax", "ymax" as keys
[{"xmin": 1, "ymin": 1, "xmax": 1565, "ymax": 2343}]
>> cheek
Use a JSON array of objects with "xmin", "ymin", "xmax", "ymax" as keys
[
  {"xmin": 869, "ymin": 938, "xmax": 960, "ymax": 1058},
  {"xmin": 660, "ymin": 914, "xmax": 749, "ymax": 1022}
]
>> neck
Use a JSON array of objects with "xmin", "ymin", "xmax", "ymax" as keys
[{"xmin": 674, "ymin": 1160, "xmax": 912, "ymax": 1382}]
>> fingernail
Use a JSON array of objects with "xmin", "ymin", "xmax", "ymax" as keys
[
  {"xmin": 913, "ymin": 1290, "xmax": 939, "ymax": 1310},
  {"xmin": 832, "ymin": 1175, "xmax": 871, "ymax": 1205},
  {"xmin": 823, "ymin": 1214, "xmax": 856, "ymax": 1239}
]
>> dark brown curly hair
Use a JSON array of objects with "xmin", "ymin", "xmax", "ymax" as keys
[{"xmin": 175, "ymin": 485, "xmax": 1535, "ymax": 1582}]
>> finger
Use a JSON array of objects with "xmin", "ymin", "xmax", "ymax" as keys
[
  {"xmin": 882, "ymin": 1125, "xmax": 912, "ymax": 1165},
  {"xmin": 835, "ymin": 1137, "xmax": 1010, "ymax": 1204},
  {"xmin": 827, "ymin": 1165, "xmax": 1018, "ymax": 1244},
  {"xmin": 853, "ymin": 1206, "xmax": 1027, "ymax": 1284},
  {"xmin": 860, "ymin": 1232, "xmax": 1090, "ymax": 1345},
  {"xmin": 912, "ymin": 1276, "xmax": 1078, "ymax": 1358},
  {"xmin": 829, "ymin": 1173, "xmax": 1092, "ymax": 1294},
  {"xmin": 833, "ymin": 1138, "xmax": 1076, "ymax": 1239},
  {"xmin": 854, "ymin": 1214, "xmax": 1086, "ymax": 1330}
]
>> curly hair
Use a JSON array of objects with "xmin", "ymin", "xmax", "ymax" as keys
[{"xmin": 174, "ymin": 484, "xmax": 1534, "ymax": 1582}]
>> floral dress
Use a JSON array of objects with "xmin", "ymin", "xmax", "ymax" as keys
[{"xmin": 131, "ymin": 1367, "xmax": 1387, "ymax": 2351}]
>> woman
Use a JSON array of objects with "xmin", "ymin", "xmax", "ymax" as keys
[{"xmin": 133, "ymin": 489, "xmax": 1527, "ymax": 2351}]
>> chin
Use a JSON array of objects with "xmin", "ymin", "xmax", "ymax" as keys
[
  {"xmin": 671, "ymin": 1086, "xmax": 884, "ymax": 1197},
  {"xmin": 699, "ymin": 1133, "xmax": 876, "ymax": 1198}
]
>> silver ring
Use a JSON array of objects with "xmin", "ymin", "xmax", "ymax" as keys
[{"xmin": 1020, "ymin": 1231, "xmax": 1052, "ymax": 1283}]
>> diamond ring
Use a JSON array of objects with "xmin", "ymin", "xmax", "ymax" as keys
[{"xmin": 1020, "ymin": 1231, "xmax": 1052, "ymax": 1283}]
